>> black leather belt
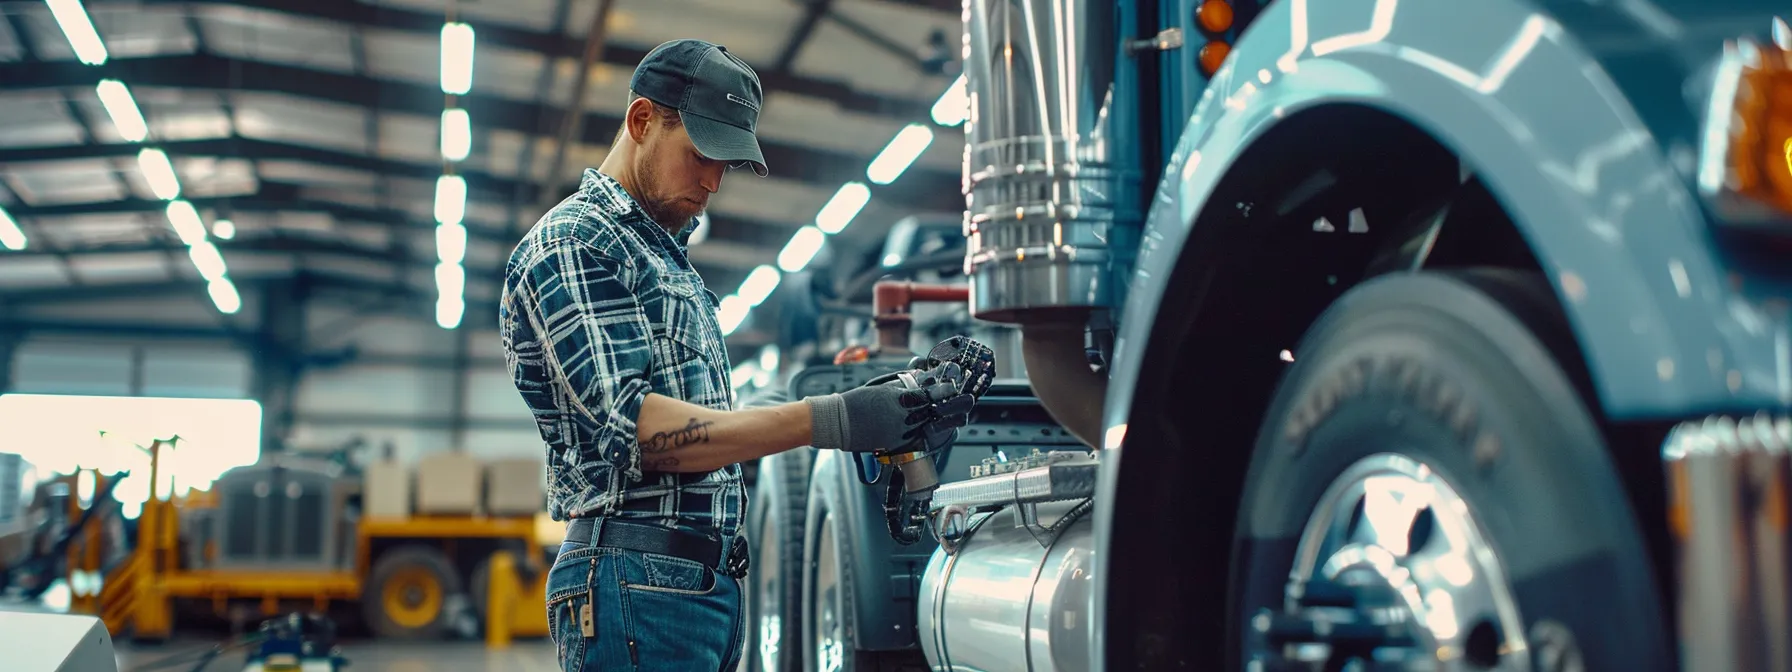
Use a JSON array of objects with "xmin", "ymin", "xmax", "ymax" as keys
[{"xmin": 564, "ymin": 518, "xmax": 749, "ymax": 578}]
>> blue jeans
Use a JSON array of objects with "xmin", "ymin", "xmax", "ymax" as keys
[{"xmin": 545, "ymin": 539, "xmax": 745, "ymax": 671}]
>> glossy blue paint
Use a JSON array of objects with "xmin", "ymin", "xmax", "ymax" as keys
[
  {"xmin": 1085, "ymin": 3, "xmax": 1788, "ymax": 670},
  {"xmin": 1103, "ymin": 0, "xmax": 1792, "ymax": 448}
]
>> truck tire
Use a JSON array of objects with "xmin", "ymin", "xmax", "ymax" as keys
[
  {"xmin": 746, "ymin": 448, "xmax": 814, "ymax": 672},
  {"xmin": 802, "ymin": 485, "xmax": 928, "ymax": 672},
  {"xmin": 364, "ymin": 545, "xmax": 462, "ymax": 640},
  {"xmin": 1228, "ymin": 270, "xmax": 1672, "ymax": 670}
]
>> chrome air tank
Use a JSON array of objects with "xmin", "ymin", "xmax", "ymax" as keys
[
  {"xmin": 961, "ymin": 0, "xmax": 1142, "ymax": 323},
  {"xmin": 917, "ymin": 500, "xmax": 1097, "ymax": 672}
]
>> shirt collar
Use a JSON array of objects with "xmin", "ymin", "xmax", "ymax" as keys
[{"xmin": 578, "ymin": 168, "xmax": 699, "ymax": 253}]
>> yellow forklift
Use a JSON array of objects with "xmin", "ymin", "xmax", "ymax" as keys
[{"xmin": 56, "ymin": 439, "xmax": 553, "ymax": 643}]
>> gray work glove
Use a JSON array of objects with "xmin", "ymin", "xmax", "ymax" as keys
[{"xmin": 805, "ymin": 361, "xmax": 977, "ymax": 454}]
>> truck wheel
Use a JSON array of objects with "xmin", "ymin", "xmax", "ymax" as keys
[
  {"xmin": 803, "ymin": 494, "xmax": 928, "ymax": 672},
  {"xmin": 1229, "ymin": 270, "xmax": 1672, "ymax": 670},
  {"xmin": 746, "ymin": 448, "xmax": 813, "ymax": 672},
  {"xmin": 364, "ymin": 545, "xmax": 462, "ymax": 640}
]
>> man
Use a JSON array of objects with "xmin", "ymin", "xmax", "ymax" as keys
[{"xmin": 499, "ymin": 40, "xmax": 976, "ymax": 672}]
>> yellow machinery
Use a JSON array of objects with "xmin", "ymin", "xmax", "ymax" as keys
[{"xmin": 62, "ymin": 439, "xmax": 551, "ymax": 644}]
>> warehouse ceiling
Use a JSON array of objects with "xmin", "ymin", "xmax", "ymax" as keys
[{"xmin": 0, "ymin": 0, "xmax": 968, "ymax": 345}]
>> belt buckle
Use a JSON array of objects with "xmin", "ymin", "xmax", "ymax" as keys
[{"xmin": 723, "ymin": 535, "xmax": 750, "ymax": 579}]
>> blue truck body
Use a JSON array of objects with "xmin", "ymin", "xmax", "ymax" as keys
[
  {"xmin": 747, "ymin": 2, "xmax": 1792, "ymax": 670},
  {"xmin": 1109, "ymin": 0, "xmax": 1791, "ymax": 433}
]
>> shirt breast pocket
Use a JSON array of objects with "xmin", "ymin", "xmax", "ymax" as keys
[{"xmin": 652, "ymin": 276, "xmax": 727, "ymax": 392}]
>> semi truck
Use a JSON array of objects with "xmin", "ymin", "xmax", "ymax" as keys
[{"xmin": 745, "ymin": 0, "xmax": 1792, "ymax": 670}]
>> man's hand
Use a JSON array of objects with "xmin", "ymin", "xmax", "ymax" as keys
[{"xmin": 805, "ymin": 360, "xmax": 977, "ymax": 454}]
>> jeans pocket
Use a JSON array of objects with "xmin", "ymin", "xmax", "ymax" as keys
[
  {"xmin": 548, "ymin": 594, "xmax": 585, "ymax": 672},
  {"xmin": 619, "ymin": 562, "xmax": 741, "ymax": 671},
  {"xmin": 545, "ymin": 549, "xmax": 596, "ymax": 672},
  {"xmin": 622, "ymin": 552, "xmax": 718, "ymax": 595}
]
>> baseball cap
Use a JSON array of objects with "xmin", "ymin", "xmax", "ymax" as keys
[{"xmin": 630, "ymin": 39, "xmax": 769, "ymax": 177}]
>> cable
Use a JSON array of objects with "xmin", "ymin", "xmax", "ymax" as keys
[
  {"xmin": 854, "ymin": 452, "xmax": 882, "ymax": 485},
  {"xmin": 125, "ymin": 633, "xmax": 263, "ymax": 672}
]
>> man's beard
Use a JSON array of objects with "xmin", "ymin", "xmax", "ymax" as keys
[
  {"xmin": 635, "ymin": 162, "xmax": 700, "ymax": 233},
  {"xmin": 640, "ymin": 195, "xmax": 699, "ymax": 233}
]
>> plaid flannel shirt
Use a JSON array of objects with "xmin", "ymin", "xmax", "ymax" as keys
[{"xmin": 500, "ymin": 169, "xmax": 742, "ymax": 539}]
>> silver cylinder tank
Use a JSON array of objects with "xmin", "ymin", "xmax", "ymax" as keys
[
  {"xmin": 961, "ymin": 0, "xmax": 1140, "ymax": 323},
  {"xmin": 917, "ymin": 501, "xmax": 1097, "ymax": 672}
]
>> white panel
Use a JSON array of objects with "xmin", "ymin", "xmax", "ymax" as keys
[
  {"xmin": 11, "ymin": 341, "xmax": 132, "ymax": 396},
  {"xmin": 466, "ymin": 329, "xmax": 507, "ymax": 362},
  {"xmin": 461, "ymin": 429, "xmax": 548, "ymax": 461},
  {"xmin": 465, "ymin": 368, "xmax": 531, "ymax": 421},
  {"xmin": 0, "ymin": 92, "xmax": 83, "ymax": 148},
  {"xmin": 89, "ymin": 6, "xmax": 197, "ymax": 59},
  {"xmin": 288, "ymin": 423, "xmax": 450, "ymax": 467},
  {"xmin": 198, "ymin": 6, "xmax": 356, "ymax": 73},
  {"xmin": 141, "ymin": 345, "xmax": 251, "ymax": 398},
  {"xmin": 14, "ymin": 295, "xmax": 235, "ymax": 327},
  {"xmin": 0, "ymin": 256, "xmax": 72, "ymax": 288},
  {"xmin": 295, "ymin": 364, "xmax": 456, "ymax": 417},
  {"xmin": 68, "ymin": 253, "xmax": 180, "ymax": 285},
  {"xmin": 604, "ymin": 0, "xmax": 801, "ymax": 66},
  {"xmin": 305, "ymin": 307, "xmax": 457, "ymax": 358}
]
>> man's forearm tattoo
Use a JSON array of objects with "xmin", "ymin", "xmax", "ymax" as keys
[{"xmin": 639, "ymin": 418, "xmax": 713, "ymax": 470}]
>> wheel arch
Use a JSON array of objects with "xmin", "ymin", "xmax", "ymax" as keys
[{"xmin": 1093, "ymin": 0, "xmax": 1723, "ymax": 666}]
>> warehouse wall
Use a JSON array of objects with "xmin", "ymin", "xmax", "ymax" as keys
[
  {"xmin": 292, "ymin": 302, "xmax": 541, "ymax": 466},
  {"xmin": 1, "ymin": 286, "xmax": 545, "ymax": 469},
  {"xmin": 4, "ymin": 294, "xmax": 256, "ymax": 399}
]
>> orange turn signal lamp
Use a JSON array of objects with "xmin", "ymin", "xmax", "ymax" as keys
[
  {"xmin": 1196, "ymin": 0, "xmax": 1233, "ymax": 76},
  {"xmin": 1699, "ymin": 17, "xmax": 1792, "ymax": 221}
]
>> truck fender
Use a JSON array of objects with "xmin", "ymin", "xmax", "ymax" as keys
[
  {"xmin": 1093, "ymin": 0, "xmax": 1790, "ymax": 667},
  {"xmin": 1105, "ymin": 0, "xmax": 1788, "ymax": 442}
]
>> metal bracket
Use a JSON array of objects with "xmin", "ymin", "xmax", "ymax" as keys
[
  {"xmin": 933, "ymin": 504, "xmax": 971, "ymax": 555},
  {"xmin": 1125, "ymin": 28, "xmax": 1184, "ymax": 55}
]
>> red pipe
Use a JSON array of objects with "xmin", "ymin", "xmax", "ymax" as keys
[{"xmin": 871, "ymin": 281, "xmax": 970, "ymax": 352}]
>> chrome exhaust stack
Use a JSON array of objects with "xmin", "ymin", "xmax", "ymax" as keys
[
  {"xmin": 961, "ymin": 0, "xmax": 1142, "ymax": 447},
  {"xmin": 1664, "ymin": 413, "xmax": 1792, "ymax": 672}
]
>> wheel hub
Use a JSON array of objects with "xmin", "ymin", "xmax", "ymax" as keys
[{"xmin": 1248, "ymin": 454, "xmax": 1534, "ymax": 671}]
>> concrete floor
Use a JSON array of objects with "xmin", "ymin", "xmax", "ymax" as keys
[
  {"xmin": 4, "ymin": 595, "xmax": 562, "ymax": 672},
  {"xmin": 116, "ymin": 638, "xmax": 560, "ymax": 672}
]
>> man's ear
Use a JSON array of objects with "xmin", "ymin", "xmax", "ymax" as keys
[{"xmin": 625, "ymin": 97, "xmax": 655, "ymax": 144}]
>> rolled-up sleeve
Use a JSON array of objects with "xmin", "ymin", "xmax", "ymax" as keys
[{"xmin": 518, "ymin": 236, "xmax": 655, "ymax": 489}]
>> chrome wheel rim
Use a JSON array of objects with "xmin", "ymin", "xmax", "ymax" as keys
[
  {"xmin": 814, "ymin": 514, "xmax": 845, "ymax": 672},
  {"xmin": 755, "ymin": 514, "xmax": 782, "ymax": 671},
  {"xmin": 1270, "ymin": 453, "xmax": 1532, "ymax": 670}
]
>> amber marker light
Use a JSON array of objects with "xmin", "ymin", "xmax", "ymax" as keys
[{"xmin": 1698, "ymin": 17, "xmax": 1792, "ymax": 221}]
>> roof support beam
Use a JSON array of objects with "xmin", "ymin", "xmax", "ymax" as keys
[
  {"xmin": 4, "ymin": 138, "xmax": 837, "ymax": 259},
  {"xmin": 0, "ymin": 135, "xmax": 532, "ymax": 202},
  {"xmin": 538, "ymin": 0, "xmax": 618, "ymax": 219},
  {"xmin": 509, "ymin": 0, "xmax": 578, "ymax": 232},
  {"xmin": 0, "ymin": 54, "xmax": 963, "ymax": 211},
  {"xmin": 775, "ymin": 0, "xmax": 838, "ymax": 74},
  {"xmin": 99, "ymin": 0, "xmax": 936, "ymax": 119}
]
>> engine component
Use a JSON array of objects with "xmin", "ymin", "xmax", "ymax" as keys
[
  {"xmin": 1665, "ymin": 413, "xmax": 1792, "ymax": 672},
  {"xmin": 932, "ymin": 451, "xmax": 1097, "ymax": 513},
  {"xmin": 917, "ymin": 499, "xmax": 1096, "ymax": 672},
  {"xmin": 969, "ymin": 447, "xmax": 1082, "ymax": 478},
  {"xmin": 962, "ymin": 0, "xmax": 1140, "ymax": 322}
]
